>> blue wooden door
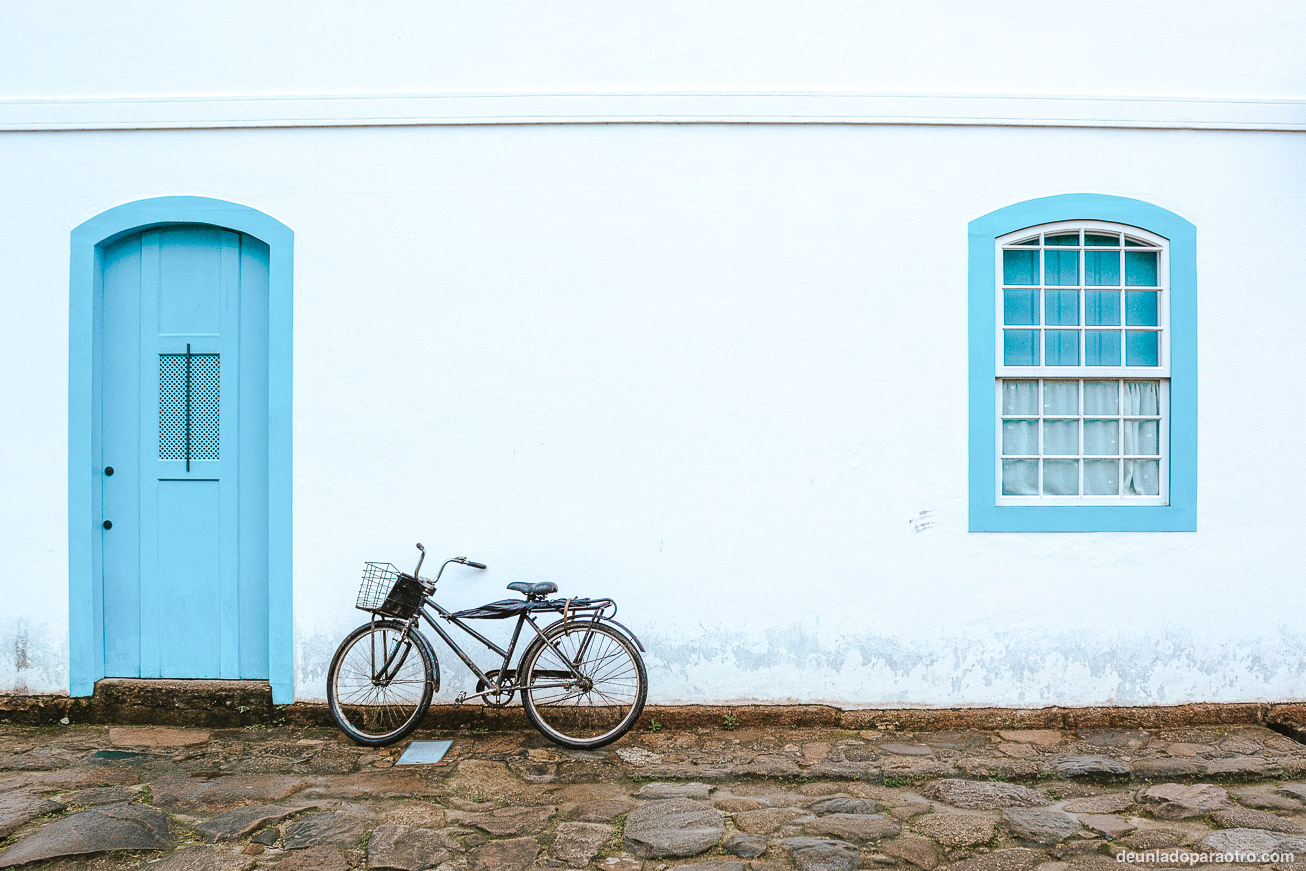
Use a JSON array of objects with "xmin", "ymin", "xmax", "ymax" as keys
[{"xmin": 100, "ymin": 226, "xmax": 269, "ymax": 679}]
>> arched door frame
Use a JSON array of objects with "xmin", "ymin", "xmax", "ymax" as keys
[{"xmin": 70, "ymin": 196, "xmax": 293, "ymax": 703}]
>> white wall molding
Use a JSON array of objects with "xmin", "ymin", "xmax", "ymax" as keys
[{"xmin": 2, "ymin": 92, "xmax": 1304, "ymax": 133}]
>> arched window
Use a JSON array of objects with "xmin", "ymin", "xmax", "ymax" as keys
[
  {"xmin": 997, "ymin": 222, "xmax": 1168, "ymax": 502},
  {"xmin": 969, "ymin": 195, "xmax": 1195, "ymax": 532}
]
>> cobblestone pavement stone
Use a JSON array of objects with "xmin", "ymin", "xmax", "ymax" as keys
[{"xmin": 3, "ymin": 722, "xmax": 1306, "ymax": 869}]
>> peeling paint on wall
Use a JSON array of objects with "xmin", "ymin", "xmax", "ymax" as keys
[
  {"xmin": 631, "ymin": 623, "xmax": 1306, "ymax": 707},
  {"xmin": 0, "ymin": 618, "xmax": 69, "ymax": 695},
  {"xmin": 289, "ymin": 615, "xmax": 1306, "ymax": 706}
]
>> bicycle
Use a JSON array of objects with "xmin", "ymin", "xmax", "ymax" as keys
[{"xmin": 327, "ymin": 543, "xmax": 649, "ymax": 749}]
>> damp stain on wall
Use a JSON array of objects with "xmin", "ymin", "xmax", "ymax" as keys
[
  {"xmin": 0, "ymin": 618, "xmax": 69, "ymax": 694},
  {"xmin": 634, "ymin": 622, "xmax": 1306, "ymax": 707},
  {"xmin": 288, "ymin": 615, "xmax": 1306, "ymax": 707}
]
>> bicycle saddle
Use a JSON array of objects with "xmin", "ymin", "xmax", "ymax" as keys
[{"xmin": 507, "ymin": 581, "xmax": 558, "ymax": 599}]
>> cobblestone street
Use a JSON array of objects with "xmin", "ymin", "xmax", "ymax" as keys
[{"xmin": 6, "ymin": 719, "xmax": 1306, "ymax": 870}]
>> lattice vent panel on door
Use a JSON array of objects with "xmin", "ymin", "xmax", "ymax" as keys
[{"xmin": 159, "ymin": 353, "xmax": 220, "ymax": 460}]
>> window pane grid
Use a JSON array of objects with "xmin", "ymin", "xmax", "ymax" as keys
[
  {"xmin": 999, "ymin": 379, "xmax": 1162, "ymax": 498},
  {"xmin": 995, "ymin": 223, "xmax": 1169, "ymax": 506},
  {"xmin": 1001, "ymin": 230, "xmax": 1162, "ymax": 369}
]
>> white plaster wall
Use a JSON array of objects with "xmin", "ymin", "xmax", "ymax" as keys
[
  {"xmin": 0, "ymin": 119, "xmax": 1304, "ymax": 705},
  {"xmin": 1, "ymin": 0, "xmax": 1303, "ymax": 100}
]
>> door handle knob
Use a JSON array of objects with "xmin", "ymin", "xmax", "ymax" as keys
[
  {"xmin": 104, "ymin": 466, "xmax": 114, "ymax": 476},
  {"xmin": 103, "ymin": 520, "xmax": 113, "ymax": 530}
]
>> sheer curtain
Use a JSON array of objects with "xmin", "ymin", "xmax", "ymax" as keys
[
  {"xmin": 1001, "ymin": 381, "xmax": 1039, "ymax": 495},
  {"xmin": 1122, "ymin": 381, "xmax": 1160, "ymax": 496}
]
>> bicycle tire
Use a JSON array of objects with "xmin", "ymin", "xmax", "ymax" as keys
[
  {"xmin": 520, "ymin": 620, "xmax": 648, "ymax": 749},
  {"xmin": 327, "ymin": 619, "xmax": 436, "ymax": 747}
]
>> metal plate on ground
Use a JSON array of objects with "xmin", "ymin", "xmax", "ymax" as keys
[{"xmin": 396, "ymin": 740, "xmax": 453, "ymax": 765}]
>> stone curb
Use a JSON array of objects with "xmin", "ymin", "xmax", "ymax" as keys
[{"xmin": 3, "ymin": 681, "xmax": 1305, "ymax": 734}]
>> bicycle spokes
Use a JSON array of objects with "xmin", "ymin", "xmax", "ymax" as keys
[
  {"xmin": 332, "ymin": 626, "xmax": 431, "ymax": 738},
  {"xmin": 524, "ymin": 623, "xmax": 645, "ymax": 745},
  {"xmin": 335, "ymin": 549, "xmax": 646, "ymax": 749}
]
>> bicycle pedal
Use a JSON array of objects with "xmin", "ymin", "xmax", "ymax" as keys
[{"xmin": 454, "ymin": 693, "xmax": 467, "ymax": 707}]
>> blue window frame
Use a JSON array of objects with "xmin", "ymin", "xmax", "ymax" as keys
[{"xmin": 969, "ymin": 194, "xmax": 1195, "ymax": 532}]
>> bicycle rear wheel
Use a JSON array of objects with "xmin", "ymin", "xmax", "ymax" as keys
[
  {"xmin": 520, "ymin": 620, "xmax": 647, "ymax": 749},
  {"xmin": 327, "ymin": 619, "xmax": 436, "ymax": 746}
]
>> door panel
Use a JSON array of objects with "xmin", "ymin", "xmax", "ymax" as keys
[
  {"xmin": 101, "ymin": 239, "xmax": 142, "ymax": 677},
  {"xmin": 155, "ymin": 479, "xmax": 222, "ymax": 676},
  {"xmin": 100, "ymin": 225, "xmax": 268, "ymax": 680},
  {"xmin": 157, "ymin": 231, "xmax": 224, "ymax": 335}
]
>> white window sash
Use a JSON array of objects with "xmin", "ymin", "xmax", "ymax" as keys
[
  {"xmin": 991, "ymin": 219, "xmax": 1171, "ymax": 508},
  {"xmin": 994, "ymin": 220, "xmax": 1170, "ymax": 381},
  {"xmin": 994, "ymin": 379, "xmax": 1169, "ymax": 506}
]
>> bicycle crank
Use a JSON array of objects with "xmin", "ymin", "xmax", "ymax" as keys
[{"xmin": 476, "ymin": 671, "xmax": 517, "ymax": 708}]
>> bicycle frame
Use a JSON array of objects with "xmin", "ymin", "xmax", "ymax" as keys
[
  {"xmin": 364, "ymin": 549, "xmax": 642, "ymax": 706},
  {"xmin": 369, "ymin": 595, "xmax": 609, "ymax": 705},
  {"xmin": 426, "ymin": 600, "xmax": 576, "ymax": 700},
  {"xmin": 335, "ymin": 545, "xmax": 649, "ymax": 749}
]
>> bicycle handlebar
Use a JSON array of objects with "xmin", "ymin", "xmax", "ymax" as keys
[{"xmin": 422, "ymin": 548, "xmax": 490, "ymax": 584}]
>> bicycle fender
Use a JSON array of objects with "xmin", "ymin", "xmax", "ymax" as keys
[
  {"xmin": 534, "ymin": 615, "xmax": 644, "ymax": 652},
  {"xmin": 418, "ymin": 636, "xmax": 439, "ymax": 695},
  {"xmin": 403, "ymin": 617, "xmax": 440, "ymax": 694},
  {"xmin": 604, "ymin": 618, "xmax": 645, "ymax": 652}
]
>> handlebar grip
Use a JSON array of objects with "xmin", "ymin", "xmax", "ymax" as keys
[{"xmin": 466, "ymin": 561, "xmax": 488, "ymax": 570}]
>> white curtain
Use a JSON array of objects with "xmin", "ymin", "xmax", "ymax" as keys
[
  {"xmin": 1002, "ymin": 460, "xmax": 1038, "ymax": 496},
  {"xmin": 1083, "ymin": 380, "xmax": 1118, "ymax": 415},
  {"xmin": 1042, "ymin": 459, "xmax": 1078, "ymax": 495},
  {"xmin": 1002, "ymin": 380, "xmax": 1038, "ymax": 415},
  {"xmin": 1124, "ymin": 380, "xmax": 1160, "ymax": 417},
  {"xmin": 1084, "ymin": 459, "xmax": 1118, "ymax": 495},
  {"xmin": 1001, "ymin": 380, "xmax": 1040, "ymax": 495},
  {"xmin": 1122, "ymin": 381, "xmax": 1161, "ymax": 495},
  {"xmin": 1041, "ymin": 380, "xmax": 1078, "ymax": 415}
]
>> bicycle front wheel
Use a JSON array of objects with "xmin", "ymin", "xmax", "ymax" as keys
[
  {"xmin": 327, "ymin": 619, "xmax": 436, "ymax": 746},
  {"xmin": 520, "ymin": 620, "xmax": 648, "ymax": 749}
]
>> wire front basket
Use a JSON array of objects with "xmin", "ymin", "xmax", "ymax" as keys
[{"xmin": 357, "ymin": 562, "xmax": 424, "ymax": 620}]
